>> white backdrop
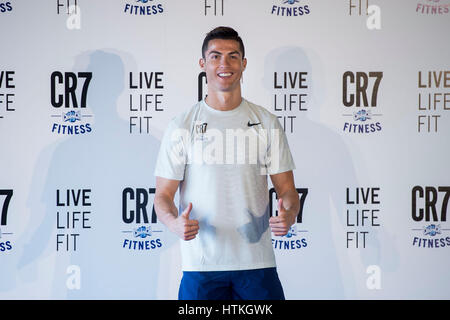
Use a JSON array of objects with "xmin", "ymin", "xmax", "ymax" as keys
[{"xmin": 0, "ymin": 0, "xmax": 449, "ymax": 299}]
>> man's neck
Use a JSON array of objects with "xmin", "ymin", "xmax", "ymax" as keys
[{"xmin": 205, "ymin": 90, "xmax": 243, "ymax": 111}]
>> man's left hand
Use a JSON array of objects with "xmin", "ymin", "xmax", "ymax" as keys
[{"xmin": 269, "ymin": 198, "xmax": 297, "ymax": 237}]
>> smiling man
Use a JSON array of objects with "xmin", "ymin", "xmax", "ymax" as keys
[{"xmin": 154, "ymin": 26, "xmax": 300, "ymax": 300}]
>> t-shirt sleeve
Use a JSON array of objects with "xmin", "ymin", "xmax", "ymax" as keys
[
  {"xmin": 154, "ymin": 119, "xmax": 187, "ymax": 181},
  {"xmin": 265, "ymin": 115, "xmax": 296, "ymax": 175}
]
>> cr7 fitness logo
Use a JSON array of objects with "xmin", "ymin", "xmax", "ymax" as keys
[
  {"xmin": 50, "ymin": 71, "xmax": 93, "ymax": 135},
  {"xmin": 342, "ymin": 71, "xmax": 383, "ymax": 134},
  {"xmin": 270, "ymin": 0, "xmax": 310, "ymax": 17},
  {"xmin": 0, "ymin": 190, "xmax": 13, "ymax": 253},
  {"xmin": 411, "ymin": 186, "xmax": 450, "ymax": 248},
  {"xmin": 121, "ymin": 188, "xmax": 163, "ymax": 251},
  {"xmin": 270, "ymin": 188, "xmax": 308, "ymax": 250},
  {"xmin": 416, "ymin": 0, "xmax": 450, "ymax": 14},
  {"xmin": 124, "ymin": 0, "xmax": 164, "ymax": 16}
]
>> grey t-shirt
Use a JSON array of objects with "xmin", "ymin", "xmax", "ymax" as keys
[{"xmin": 154, "ymin": 98, "xmax": 295, "ymax": 271}]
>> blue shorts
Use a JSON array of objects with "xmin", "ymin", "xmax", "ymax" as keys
[{"xmin": 178, "ymin": 267, "xmax": 285, "ymax": 300}]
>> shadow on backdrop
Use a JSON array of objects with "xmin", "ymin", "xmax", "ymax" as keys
[
  {"xmin": 13, "ymin": 49, "xmax": 173, "ymax": 299},
  {"xmin": 263, "ymin": 46, "xmax": 361, "ymax": 299}
]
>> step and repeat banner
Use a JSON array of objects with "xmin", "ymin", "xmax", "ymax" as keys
[{"xmin": 0, "ymin": 0, "xmax": 449, "ymax": 299}]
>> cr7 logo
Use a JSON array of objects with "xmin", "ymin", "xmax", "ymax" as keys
[
  {"xmin": 269, "ymin": 188, "xmax": 308, "ymax": 223},
  {"xmin": 412, "ymin": 186, "xmax": 450, "ymax": 222},
  {"xmin": 50, "ymin": 72, "xmax": 92, "ymax": 108},
  {"xmin": 342, "ymin": 71, "xmax": 383, "ymax": 107},
  {"xmin": 1, "ymin": 190, "xmax": 13, "ymax": 226},
  {"xmin": 122, "ymin": 188, "xmax": 157, "ymax": 224}
]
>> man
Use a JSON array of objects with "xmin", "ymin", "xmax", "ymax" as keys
[{"xmin": 154, "ymin": 26, "xmax": 300, "ymax": 300}]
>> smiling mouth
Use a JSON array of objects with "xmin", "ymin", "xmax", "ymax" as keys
[{"xmin": 218, "ymin": 72, "xmax": 233, "ymax": 78}]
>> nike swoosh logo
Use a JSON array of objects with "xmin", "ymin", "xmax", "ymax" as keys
[{"xmin": 247, "ymin": 121, "xmax": 261, "ymax": 127}]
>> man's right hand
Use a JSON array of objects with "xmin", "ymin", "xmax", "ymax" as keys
[{"xmin": 170, "ymin": 202, "xmax": 199, "ymax": 241}]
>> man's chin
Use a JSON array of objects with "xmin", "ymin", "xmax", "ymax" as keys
[{"xmin": 212, "ymin": 83, "xmax": 240, "ymax": 93}]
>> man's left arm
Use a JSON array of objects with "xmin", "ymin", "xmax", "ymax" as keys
[{"xmin": 269, "ymin": 170, "xmax": 300, "ymax": 236}]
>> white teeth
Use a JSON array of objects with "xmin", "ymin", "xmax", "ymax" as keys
[{"xmin": 218, "ymin": 72, "xmax": 232, "ymax": 77}]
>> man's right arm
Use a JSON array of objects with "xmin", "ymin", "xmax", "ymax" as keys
[{"xmin": 154, "ymin": 176, "xmax": 199, "ymax": 241}]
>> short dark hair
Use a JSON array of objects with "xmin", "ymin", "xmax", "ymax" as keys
[{"xmin": 202, "ymin": 26, "xmax": 245, "ymax": 59}]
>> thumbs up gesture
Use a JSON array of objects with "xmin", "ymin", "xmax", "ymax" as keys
[
  {"xmin": 269, "ymin": 198, "xmax": 296, "ymax": 237},
  {"xmin": 173, "ymin": 202, "xmax": 199, "ymax": 241}
]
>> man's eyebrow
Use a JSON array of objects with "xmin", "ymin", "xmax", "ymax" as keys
[{"xmin": 207, "ymin": 50, "xmax": 241, "ymax": 56}]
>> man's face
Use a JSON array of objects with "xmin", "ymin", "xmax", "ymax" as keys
[{"xmin": 200, "ymin": 39, "xmax": 247, "ymax": 94}]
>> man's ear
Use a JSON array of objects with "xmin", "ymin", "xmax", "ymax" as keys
[
  {"xmin": 242, "ymin": 57, "xmax": 247, "ymax": 71},
  {"xmin": 199, "ymin": 58, "xmax": 205, "ymax": 70}
]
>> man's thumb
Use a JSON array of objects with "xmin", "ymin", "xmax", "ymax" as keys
[
  {"xmin": 278, "ymin": 198, "xmax": 284, "ymax": 212},
  {"xmin": 182, "ymin": 202, "xmax": 192, "ymax": 219}
]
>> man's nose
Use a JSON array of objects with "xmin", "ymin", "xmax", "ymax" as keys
[{"xmin": 220, "ymin": 56, "xmax": 231, "ymax": 66}]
